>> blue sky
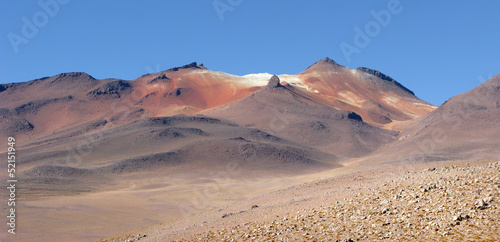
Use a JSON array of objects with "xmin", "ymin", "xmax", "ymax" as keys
[{"xmin": 1, "ymin": 1, "xmax": 499, "ymax": 105}]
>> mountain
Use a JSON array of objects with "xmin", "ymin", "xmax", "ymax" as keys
[
  {"xmin": 0, "ymin": 58, "xmax": 434, "ymax": 143},
  {"xmin": 281, "ymin": 57, "xmax": 435, "ymax": 127},
  {"xmin": 204, "ymin": 75, "xmax": 398, "ymax": 157},
  {"xmin": 363, "ymin": 74, "xmax": 500, "ymax": 164},
  {"xmin": 0, "ymin": 63, "xmax": 264, "ymax": 141},
  {"xmin": 2, "ymin": 58, "xmax": 499, "ymax": 241},
  {"xmin": 0, "ymin": 57, "xmax": 434, "ymax": 198}
]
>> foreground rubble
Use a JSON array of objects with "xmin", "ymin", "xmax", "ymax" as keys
[{"xmin": 182, "ymin": 162, "xmax": 499, "ymax": 241}]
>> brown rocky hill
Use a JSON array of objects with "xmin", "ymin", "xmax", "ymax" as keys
[
  {"xmin": 279, "ymin": 57, "xmax": 435, "ymax": 127},
  {"xmin": 363, "ymin": 73, "xmax": 500, "ymax": 165}
]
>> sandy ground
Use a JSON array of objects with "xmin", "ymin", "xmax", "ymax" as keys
[{"xmin": 0, "ymin": 163, "xmax": 351, "ymax": 241}]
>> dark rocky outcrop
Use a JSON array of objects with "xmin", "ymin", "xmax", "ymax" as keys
[
  {"xmin": 148, "ymin": 127, "xmax": 209, "ymax": 139},
  {"xmin": 163, "ymin": 87, "xmax": 190, "ymax": 97},
  {"xmin": 100, "ymin": 151, "xmax": 182, "ymax": 173},
  {"xmin": 1, "ymin": 117, "xmax": 34, "ymax": 135},
  {"xmin": 86, "ymin": 80, "xmax": 131, "ymax": 99},
  {"xmin": 52, "ymin": 72, "xmax": 95, "ymax": 82},
  {"xmin": 147, "ymin": 74, "xmax": 171, "ymax": 84},
  {"xmin": 267, "ymin": 75, "xmax": 283, "ymax": 88},
  {"xmin": 230, "ymin": 137, "xmax": 250, "ymax": 142},
  {"xmin": 14, "ymin": 96, "xmax": 74, "ymax": 115},
  {"xmin": 347, "ymin": 112, "xmax": 363, "ymax": 122},
  {"xmin": 357, "ymin": 67, "xmax": 415, "ymax": 96},
  {"xmin": 168, "ymin": 62, "xmax": 204, "ymax": 72},
  {"xmin": 139, "ymin": 115, "xmax": 236, "ymax": 127}
]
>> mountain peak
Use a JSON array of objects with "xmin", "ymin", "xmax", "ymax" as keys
[
  {"xmin": 442, "ymin": 73, "xmax": 500, "ymax": 109},
  {"xmin": 319, "ymin": 57, "xmax": 337, "ymax": 64},
  {"xmin": 478, "ymin": 73, "xmax": 500, "ymax": 93},
  {"xmin": 266, "ymin": 75, "xmax": 283, "ymax": 88},
  {"xmin": 305, "ymin": 57, "xmax": 343, "ymax": 71},
  {"xmin": 56, "ymin": 72, "xmax": 95, "ymax": 80},
  {"xmin": 167, "ymin": 62, "xmax": 207, "ymax": 72}
]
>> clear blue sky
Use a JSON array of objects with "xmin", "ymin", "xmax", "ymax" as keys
[{"xmin": 1, "ymin": 1, "xmax": 499, "ymax": 105}]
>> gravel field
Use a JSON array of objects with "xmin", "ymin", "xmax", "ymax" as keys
[{"xmin": 107, "ymin": 161, "xmax": 499, "ymax": 241}]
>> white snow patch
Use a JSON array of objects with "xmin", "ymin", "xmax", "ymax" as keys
[
  {"xmin": 209, "ymin": 71, "xmax": 319, "ymax": 88},
  {"xmin": 240, "ymin": 73, "xmax": 274, "ymax": 86},
  {"xmin": 212, "ymin": 72, "xmax": 273, "ymax": 86}
]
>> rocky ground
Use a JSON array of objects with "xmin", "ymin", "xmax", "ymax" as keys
[{"xmin": 105, "ymin": 160, "xmax": 499, "ymax": 241}]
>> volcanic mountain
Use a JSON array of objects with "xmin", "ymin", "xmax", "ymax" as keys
[
  {"xmin": 203, "ymin": 75, "xmax": 398, "ymax": 157},
  {"xmin": 278, "ymin": 58, "xmax": 435, "ymax": 127}
]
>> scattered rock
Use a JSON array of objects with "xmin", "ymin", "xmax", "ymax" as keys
[
  {"xmin": 476, "ymin": 199, "xmax": 487, "ymax": 210},
  {"xmin": 453, "ymin": 214, "xmax": 463, "ymax": 221}
]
